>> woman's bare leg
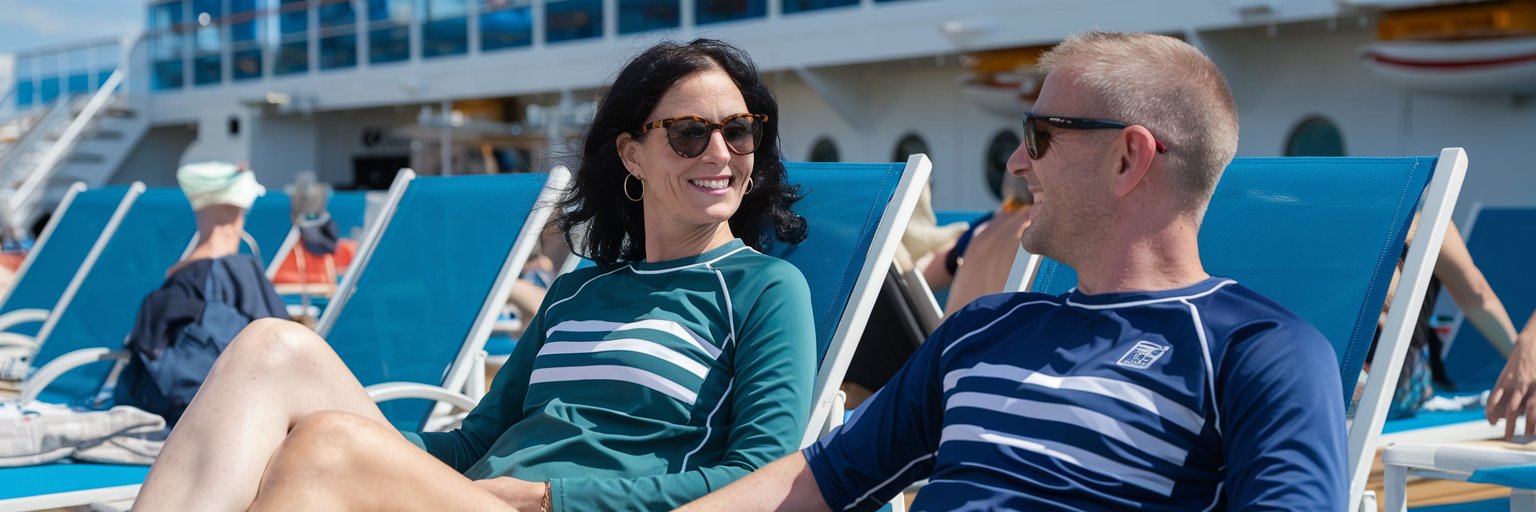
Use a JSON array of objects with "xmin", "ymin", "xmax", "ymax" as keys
[
  {"xmin": 136, "ymin": 318, "xmax": 391, "ymax": 511},
  {"xmin": 248, "ymin": 411, "xmax": 513, "ymax": 511}
]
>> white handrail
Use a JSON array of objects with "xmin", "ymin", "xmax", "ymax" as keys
[
  {"xmin": 0, "ymin": 98, "xmax": 71, "ymax": 182},
  {"xmin": 7, "ymin": 69, "xmax": 127, "ymax": 226}
]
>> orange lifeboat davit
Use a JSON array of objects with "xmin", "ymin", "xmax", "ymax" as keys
[{"xmin": 959, "ymin": 46, "xmax": 1049, "ymax": 117}]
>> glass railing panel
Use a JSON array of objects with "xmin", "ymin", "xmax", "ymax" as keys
[
  {"xmin": 783, "ymin": 0, "xmax": 858, "ymax": 14},
  {"xmin": 423, "ymin": 0, "xmax": 468, "ymax": 58},
  {"xmin": 479, "ymin": 1, "xmax": 532, "ymax": 52},
  {"xmin": 275, "ymin": 0, "xmax": 310, "ymax": 75},
  {"xmin": 696, "ymin": 0, "xmax": 765, "ymax": 25},
  {"xmin": 15, "ymin": 81, "xmax": 35, "ymax": 109},
  {"xmin": 547, "ymin": 0, "xmax": 602, "ymax": 43},
  {"xmin": 319, "ymin": 0, "xmax": 360, "ymax": 70},
  {"xmin": 193, "ymin": 0, "xmax": 223, "ymax": 85},
  {"xmin": 618, "ymin": 0, "xmax": 679, "ymax": 35},
  {"xmin": 368, "ymin": 0, "xmax": 412, "ymax": 64},
  {"xmin": 38, "ymin": 78, "xmax": 60, "ymax": 104},
  {"xmin": 320, "ymin": 32, "xmax": 360, "ymax": 69},
  {"xmin": 66, "ymin": 74, "xmax": 90, "ymax": 95}
]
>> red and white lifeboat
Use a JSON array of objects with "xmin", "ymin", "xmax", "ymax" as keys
[{"xmin": 1363, "ymin": 36, "xmax": 1536, "ymax": 94}]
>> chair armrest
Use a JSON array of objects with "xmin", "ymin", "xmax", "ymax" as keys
[
  {"xmin": 0, "ymin": 332, "xmax": 39, "ymax": 350},
  {"xmin": 365, "ymin": 382, "xmax": 479, "ymax": 411},
  {"xmin": 1384, "ymin": 442, "xmax": 1536, "ymax": 476},
  {"xmin": 19, "ymin": 348, "xmax": 127, "ymax": 405},
  {"xmin": 0, "ymin": 308, "xmax": 49, "ymax": 333},
  {"xmin": 1382, "ymin": 441, "xmax": 1536, "ymax": 512}
]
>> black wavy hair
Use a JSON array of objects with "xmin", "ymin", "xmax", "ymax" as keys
[{"xmin": 559, "ymin": 38, "xmax": 805, "ymax": 265}]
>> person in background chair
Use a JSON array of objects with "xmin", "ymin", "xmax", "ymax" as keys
[
  {"xmin": 684, "ymin": 31, "xmax": 1346, "ymax": 511},
  {"xmin": 115, "ymin": 162, "xmax": 288, "ymax": 426},
  {"xmin": 923, "ymin": 171, "xmax": 1034, "ymax": 317}
]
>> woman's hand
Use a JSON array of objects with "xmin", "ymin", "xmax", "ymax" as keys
[
  {"xmin": 474, "ymin": 476, "xmax": 547, "ymax": 511},
  {"xmin": 943, "ymin": 207, "xmax": 1031, "ymax": 317}
]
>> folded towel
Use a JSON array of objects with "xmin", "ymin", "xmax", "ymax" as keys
[
  {"xmin": 0, "ymin": 401, "xmax": 166, "ymax": 466},
  {"xmin": 1419, "ymin": 391, "xmax": 1490, "ymax": 413}
]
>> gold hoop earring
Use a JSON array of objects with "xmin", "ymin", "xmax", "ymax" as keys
[
  {"xmin": 743, "ymin": 177, "xmax": 754, "ymax": 195},
  {"xmin": 623, "ymin": 173, "xmax": 643, "ymax": 202}
]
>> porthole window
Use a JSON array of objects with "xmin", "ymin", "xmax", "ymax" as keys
[
  {"xmin": 1285, "ymin": 116, "xmax": 1345, "ymax": 157},
  {"xmin": 985, "ymin": 130, "xmax": 1020, "ymax": 201},
  {"xmin": 892, "ymin": 133, "xmax": 929, "ymax": 162},
  {"xmin": 809, "ymin": 137, "xmax": 839, "ymax": 162}
]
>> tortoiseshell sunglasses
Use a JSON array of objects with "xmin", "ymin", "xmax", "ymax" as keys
[{"xmin": 637, "ymin": 113, "xmax": 768, "ymax": 158}]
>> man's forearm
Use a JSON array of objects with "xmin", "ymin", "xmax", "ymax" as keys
[{"xmin": 678, "ymin": 452, "xmax": 830, "ymax": 512}]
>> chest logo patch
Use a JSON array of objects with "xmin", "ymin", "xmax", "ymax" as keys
[{"xmin": 1116, "ymin": 341, "xmax": 1170, "ymax": 370}]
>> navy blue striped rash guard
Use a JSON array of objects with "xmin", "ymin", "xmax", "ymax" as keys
[{"xmin": 803, "ymin": 277, "xmax": 1347, "ymax": 511}]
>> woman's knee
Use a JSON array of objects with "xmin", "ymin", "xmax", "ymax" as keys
[
  {"xmin": 217, "ymin": 318, "xmax": 330, "ymax": 373},
  {"xmin": 272, "ymin": 411, "xmax": 385, "ymax": 474}
]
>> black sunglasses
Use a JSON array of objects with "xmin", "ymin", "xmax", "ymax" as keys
[
  {"xmin": 1022, "ymin": 112, "xmax": 1168, "ymax": 160},
  {"xmin": 637, "ymin": 113, "xmax": 768, "ymax": 158}
]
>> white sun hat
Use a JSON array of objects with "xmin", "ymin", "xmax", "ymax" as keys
[{"xmin": 176, "ymin": 161, "xmax": 267, "ymax": 211}]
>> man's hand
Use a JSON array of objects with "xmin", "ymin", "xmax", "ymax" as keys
[
  {"xmin": 1488, "ymin": 312, "xmax": 1536, "ymax": 439},
  {"xmin": 474, "ymin": 476, "xmax": 546, "ymax": 511}
]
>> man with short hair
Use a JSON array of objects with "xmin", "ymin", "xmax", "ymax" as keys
[{"xmin": 681, "ymin": 32, "xmax": 1346, "ymax": 511}]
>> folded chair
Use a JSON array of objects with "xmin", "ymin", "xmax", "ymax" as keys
[
  {"xmin": 0, "ymin": 169, "xmax": 568, "ymax": 510},
  {"xmin": 1381, "ymin": 205, "xmax": 1536, "ymax": 512},
  {"xmin": 0, "ymin": 184, "xmax": 132, "ymax": 362},
  {"xmin": 774, "ymin": 156, "xmax": 929, "ymax": 446},
  {"xmin": 1022, "ymin": 149, "xmax": 1467, "ymax": 512}
]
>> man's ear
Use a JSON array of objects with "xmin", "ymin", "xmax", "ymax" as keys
[
  {"xmin": 617, "ymin": 132, "xmax": 643, "ymax": 178},
  {"xmin": 1112, "ymin": 126, "xmax": 1158, "ymax": 197}
]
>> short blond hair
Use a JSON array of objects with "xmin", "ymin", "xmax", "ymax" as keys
[{"xmin": 1038, "ymin": 32, "xmax": 1238, "ymax": 218}]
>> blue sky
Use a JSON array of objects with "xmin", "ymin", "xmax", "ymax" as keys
[
  {"xmin": 0, "ymin": 0, "xmax": 142, "ymax": 87},
  {"xmin": 0, "ymin": 0, "xmax": 142, "ymax": 54}
]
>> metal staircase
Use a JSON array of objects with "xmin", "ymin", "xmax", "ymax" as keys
[{"xmin": 0, "ymin": 68, "xmax": 147, "ymax": 238}]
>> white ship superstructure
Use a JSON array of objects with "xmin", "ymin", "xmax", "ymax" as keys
[{"xmin": 2, "ymin": 0, "xmax": 1534, "ymax": 234}]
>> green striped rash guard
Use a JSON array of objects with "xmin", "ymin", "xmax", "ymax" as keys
[{"xmin": 403, "ymin": 239, "xmax": 815, "ymax": 511}]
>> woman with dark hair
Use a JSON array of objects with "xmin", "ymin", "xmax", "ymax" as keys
[{"xmin": 136, "ymin": 38, "xmax": 815, "ymax": 511}]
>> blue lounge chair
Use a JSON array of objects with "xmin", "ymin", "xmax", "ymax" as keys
[
  {"xmin": 0, "ymin": 184, "xmax": 132, "ymax": 362},
  {"xmin": 325, "ymin": 168, "xmax": 568, "ymax": 430},
  {"xmin": 0, "ymin": 184, "xmax": 197, "ymax": 512},
  {"xmin": 327, "ymin": 189, "xmax": 370, "ymax": 240},
  {"xmin": 774, "ymin": 156, "xmax": 929, "ymax": 444},
  {"xmin": 0, "ymin": 169, "xmax": 568, "ymax": 510},
  {"xmin": 1024, "ymin": 149, "xmax": 1467, "ymax": 512}
]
